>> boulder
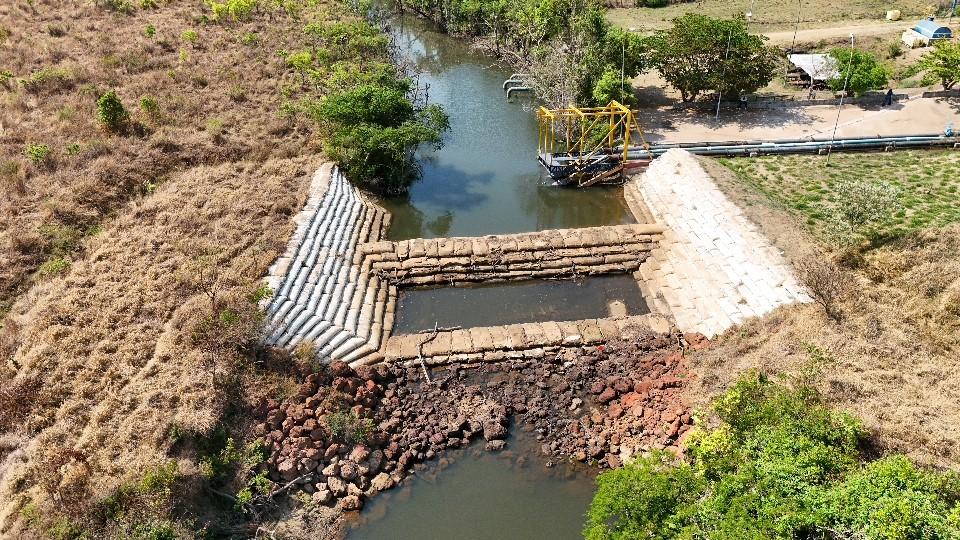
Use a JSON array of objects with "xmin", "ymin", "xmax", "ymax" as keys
[
  {"xmin": 340, "ymin": 495, "xmax": 363, "ymax": 511},
  {"xmin": 485, "ymin": 440, "xmax": 506, "ymax": 452},
  {"xmin": 482, "ymin": 420, "xmax": 507, "ymax": 441},
  {"xmin": 339, "ymin": 461, "xmax": 358, "ymax": 481},
  {"xmin": 597, "ymin": 387, "xmax": 617, "ymax": 404},
  {"xmin": 327, "ymin": 475, "xmax": 347, "ymax": 496},
  {"xmin": 370, "ymin": 472, "xmax": 396, "ymax": 492}
]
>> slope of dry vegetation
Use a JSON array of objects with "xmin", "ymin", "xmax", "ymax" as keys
[
  {"xmin": 691, "ymin": 157, "xmax": 960, "ymax": 468},
  {"xmin": 0, "ymin": 0, "xmax": 323, "ymax": 319},
  {"xmin": 0, "ymin": 0, "xmax": 374, "ymax": 536}
]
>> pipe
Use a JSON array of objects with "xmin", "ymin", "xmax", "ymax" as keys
[{"xmin": 506, "ymin": 86, "xmax": 532, "ymax": 98}]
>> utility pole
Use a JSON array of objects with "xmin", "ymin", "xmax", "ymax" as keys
[
  {"xmin": 827, "ymin": 34, "xmax": 855, "ymax": 166},
  {"xmin": 715, "ymin": 29, "xmax": 733, "ymax": 120},
  {"xmin": 789, "ymin": 0, "xmax": 802, "ymax": 53}
]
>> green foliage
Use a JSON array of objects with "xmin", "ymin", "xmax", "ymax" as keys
[
  {"xmin": 826, "ymin": 178, "xmax": 902, "ymax": 245},
  {"xmin": 98, "ymin": 462, "xmax": 181, "ymax": 539},
  {"xmin": 646, "ymin": 14, "xmax": 779, "ymax": 102},
  {"xmin": 207, "ymin": 0, "xmax": 258, "ymax": 22},
  {"xmin": 23, "ymin": 142, "xmax": 51, "ymax": 164},
  {"xmin": 139, "ymin": 95, "xmax": 160, "ymax": 116},
  {"xmin": 180, "ymin": 29, "xmax": 199, "ymax": 44},
  {"xmin": 584, "ymin": 452, "xmax": 703, "ymax": 539},
  {"xmin": 592, "ymin": 67, "xmax": 635, "ymax": 105},
  {"xmin": 39, "ymin": 257, "xmax": 70, "ymax": 276},
  {"xmin": 309, "ymin": 83, "xmax": 449, "ymax": 194},
  {"xmin": 241, "ymin": 31, "xmax": 260, "ymax": 45},
  {"xmin": 1, "ymin": 69, "xmax": 14, "ymax": 87},
  {"xmin": 828, "ymin": 48, "xmax": 889, "ymax": 96},
  {"xmin": 21, "ymin": 67, "xmax": 73, "ymax": 93},
  {"xmin": 326, "ymin": 409, "xmax": 374, "ymax": 444},
  {"xmin": 918, "ymin": 40, "xmax": 960, "ymax": 90},
  {"xmin": 96, "ymin": 90, "xmax": 130, "ymax": 132},
  {"xmin": 586, "ymin": 373, "xmax": 960, "ymax": 539}
]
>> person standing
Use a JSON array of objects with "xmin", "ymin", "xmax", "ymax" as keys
[{"xmin": 882, "ymin": 88, "xmax": 894, "ymax": 106}]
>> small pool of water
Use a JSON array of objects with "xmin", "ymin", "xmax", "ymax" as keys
[
  {"xmin": 345, "ymin": 431, "xmax": 597, "ymax": 540},
  {"xmin": 382, "ymin": 15, "xmax": 635, "ymax": 240},
  {"xmin": 393, "ymin": 274, "xmax": 648, "ymax": 333}
]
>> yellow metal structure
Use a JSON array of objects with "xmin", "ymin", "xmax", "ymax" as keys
[{"xmin": 537, "ymin": 100, "xmax": 649, "ymax": 161}]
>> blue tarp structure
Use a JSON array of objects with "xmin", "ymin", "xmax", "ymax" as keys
[{"xmin": 914, "ymin": 17, "xmax": 953, "ymax": 39}]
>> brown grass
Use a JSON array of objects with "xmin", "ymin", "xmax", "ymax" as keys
[
  {"xmin": 0, "ymin": 0, "xmax": 325, "ymax": 319},
  {"xmin": 0, "ymin": 0, "xmax": 363, "ymax": 534},
  {"xmin": 0, "ymin": 156, "xmax": 315, "ymax": 535},
  {"xmin": 691, "ymin": 157, "xmax": 960, "ymax": 467}
]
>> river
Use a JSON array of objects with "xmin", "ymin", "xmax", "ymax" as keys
[{"xmin": 380, "ymin": 15, "xmax": 634, "ymax": 240}]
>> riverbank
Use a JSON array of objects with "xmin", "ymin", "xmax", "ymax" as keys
[{"xmin": 257, "ymin": 329, "xmax": 705, "ymax": 536}]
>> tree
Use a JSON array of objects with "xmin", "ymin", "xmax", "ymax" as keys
[
  {"xmin": 308, "ymin": 84, "xmax": 450, "ymax": 194},
  {"xmin": 918, "ymin": 40, "xmax": 960, "ymax": 90},
  {"xmin": 96, "ymin": 90, "xmax": 129, "ymax": 132},
  {"xmin": 646, "ymin": 14, "xmax": 779, "ymax": 102},
  {"xmin": 827, "ymin": 47, "xmax": 888, "ymax": 96},
  {"xmin": 584, "ymin": 372, "xmax": 960, "ymax": 540}
]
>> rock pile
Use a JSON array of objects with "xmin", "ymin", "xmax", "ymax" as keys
[{"xmin": 255, "ymin": 330, "xmax": 706, "ymax": 513}]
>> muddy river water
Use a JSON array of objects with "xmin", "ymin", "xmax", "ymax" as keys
[
  {"xmin": 346, "ymin": 11, "xmax": 638, "ymax": 538},
  {"xmin": 381, "ymin": 15, "xmax": 634, "ymax": 240}
]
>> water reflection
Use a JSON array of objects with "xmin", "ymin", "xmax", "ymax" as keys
[
  {"xmin": 383, "ymin": 15, "xmax": 634, "ymax": 240},
  {"xmin": 345, "ymin": 430, "xmax": 597, "ymax": 540},
  {"xmin": 393, "ymin": 275, "xmax": 649, "ymax": 333}
]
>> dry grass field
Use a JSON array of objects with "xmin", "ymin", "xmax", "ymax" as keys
[
  {"xmin": 0, "ymin": 0, "xmax": 355, "ymax": 536},
  {"xmin": 0, "ymin": 0, "xmax": 323, "ymax": 320},
  {"xmin": 691, "ymin": 157, "xmax": 960, "ymax": 468},
  {"xmin": 607, "ymin": 0, "xmax": 937, "ymax": 31}
]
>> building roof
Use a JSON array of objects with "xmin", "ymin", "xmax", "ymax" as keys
[
  {"xmin": 914, "ymin": 18, "xmax": 952, "ymax": 39},
  {"xmin": 788, "ymin": 54, "xmax": 840, "ymax": 81}
]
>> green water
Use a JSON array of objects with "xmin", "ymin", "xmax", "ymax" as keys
[
  {"xmin": 393, "ymin": 275, "xmax": 648, "ymax": 334},
  {"xmin": 382, "ymin": 15, "xmax": 634, "ymax": 240},
  {"xmin": 345, "ymin": 432, "xmax": 597, "ymax": 540}
]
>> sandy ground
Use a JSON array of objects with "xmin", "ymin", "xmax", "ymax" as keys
[
  {"xmin": 637, "ymin": 97, "xmax": 960, "ymax": 143},
  {"xmin": 762, "ymin": 20, "xmax": 905, "ymax": 45}
]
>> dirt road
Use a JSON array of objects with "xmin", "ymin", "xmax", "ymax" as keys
[{"xmin": 762, "ymin": 19, "xmax": 906, "ymax": 46}]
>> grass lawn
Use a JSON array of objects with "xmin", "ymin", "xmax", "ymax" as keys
[
  {"xmin": 718, "ymin": 150, "xmax": 960, "ymax": 240},
  {"xmin": 607, "ymin": 0, "xmax": 931, "ymax": 31}
]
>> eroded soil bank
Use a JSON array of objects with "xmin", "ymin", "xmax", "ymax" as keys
[{"xmin": 255, "ymin": 329, "xmax": 708, "ymax": 535}]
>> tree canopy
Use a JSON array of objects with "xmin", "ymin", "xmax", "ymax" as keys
[
  {"xmin": 918, "ymin": 40, "xmax": 960, "ymax": 90},
  {"xmin": 585, "ymin": 372, "xmax": 960, "ymax": 540},
  {"xmin": 827, "ymin": 47, "xmax": 889, "ymax": 96},
  {"xmin": 645, "ymin": 14, "xmax": 780, "ymax": 102}
]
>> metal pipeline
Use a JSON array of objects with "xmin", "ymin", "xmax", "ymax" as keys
[{"xmin": 621, "ymin": 133, "xmax": 959, "ymax": 160}]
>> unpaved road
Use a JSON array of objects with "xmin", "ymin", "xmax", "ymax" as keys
[{"xmin": 762, "ymin": 19, "xmax": 906, "ymax": 45}]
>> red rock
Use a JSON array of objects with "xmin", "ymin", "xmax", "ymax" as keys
[
  {"xmin": 597, "ymin": 387, "xmax": 617, "ymax": 404},
  {"xmin": 633, "ymin": 380, "xmax": 653, "ymax": 394},
  {"xmin": 607, "ymin": 404, "xmax": 623, "ymax": 419},
  {"xmin": 330, "ymin": 360, "xmax": 354, "ymax": 378},
  {"xmin": 612, "ymin": 378, "xmax": 631, "ymax": 393},
  {"xmin": 589, "ymin": 381, "xmax": 605, "ymax": 394},
  {"xmin": 621, "ymin": 392, "xmax": 643, "ymax": 408},
  {"xmin": 340, "ymin": 494, "xmax": 363, "ymax": 511},
  {"xmin": 606, "ymin": 454, "xmax": 621, "ymax": 468}
]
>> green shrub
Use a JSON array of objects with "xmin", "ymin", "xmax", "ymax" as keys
[
  {"xmin": 96, "ymin": 90, "xmax": 130, "ymax": 132},
  {"xmin": 207, "ymin": 0, "xmax": 258, "ymax": 22},
  {"xmin": 326, "ymin": 409, "xmax": 374, "ymax": 444},
  {"xmin": 584, "ymin": 373, "xmax": 960, "ymax": 540},
  {"xmin": 21, "ymin": 67, "xmax": 73, "ymax": 93},
  {"xmin": 180, "ymin": 29, "xmax": 198, "ymax": 45},
  {"xmin": 241, "ymin": 31, "xmax": 259, "ymax": 45},
  {"xmin": 140, "ymin": 0, "xmax": 158, "ymax": 8},
  {"xmin": 139, "ymin": 95, "xmax": 160, "ymax": 115},
  {"xmin": 23, "ymin": 143, "xmax": 51, "ymax": 164},
  {"xmin": 39, "ymin": 257, "xmax": 71, "ymax": 276},
  {"xmin": 826, "ymin": 178, "xmax": 902, "ymax": 245},
  {"xmin": 828, "ymin": 48, "xmax": 889, "ymax": 96},
  {"xmin": 308, "ymin": 83, "xmax": 449, "ymax": 194},
  {"xmin": 1, "ymin": 69, "xmax": 14, "ymax": 87},
  {"xmin": 145, "ymin": 24, "xmax": 156, "ymax": 37}
]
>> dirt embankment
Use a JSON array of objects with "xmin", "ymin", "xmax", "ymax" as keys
[
  {"xmin": 691, "ymin": 157, "xmax": 960, "ymax": 467},
  {"xmin": 256, "ymin": 331, "xmax": 704, "ymax": 535},
  {"xmin": 0, "ymin": 0, "xmax": 321, "ymax": 317}
]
